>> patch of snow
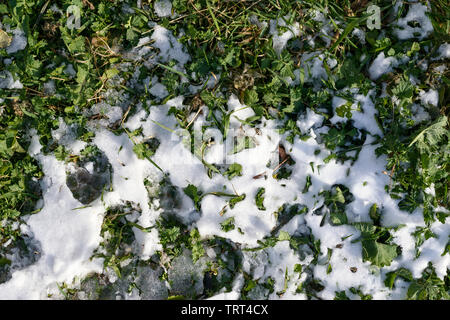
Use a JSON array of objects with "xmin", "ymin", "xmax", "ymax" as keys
[
  {"xmin": 297, "ymin": 108, "xmax": 324, "ymax": 134},
  {"xmin": 330, "ymin": 89, "xmax": 383, "ymax": 136},
  {"xmin": 249, "ymin": 15, "xmax": 268, "ymax": 31},
  {"xmin": 393, "ymin": 3, "xmax": 434, "ymax": 40},
  {"xmin": 6, "ymin": 28, "xmax": 27, "ymax": 54},
  {"xmin": 419, "ymin": 89, "xmax": 439, "ymax": 107},
  {"xmin": 297, "ymin": 51, "xmax": 328, "ymax": 86},
  {"xmin": 0, "ymin": 132, "xmax": 104, "ymax": 299},
  {"xmin": 0, "ymin": 70, "xmax": 23, "ymax": 89},
  {"xmin": 149, "ymin": 76, "xmax": 168, "ymax": 100},
  {"xmin": 368, "ymin": 52, "xmax": 397, "ymax": 80},
  {"xmin": 269, "ymin": 16, "xmax": 300, "ymax": 55},
  {"xmin": 352, "ymin": 28, "xmax": 365, "ymax": 44},
  {"xmin": 43, "ymin": 80, "xmax": 56, "ymax": 95},
  {"xmin": 432, "ymin": 43, "xmax": 450, "ymax": 60},
  {"xmin": 154, "ymin": 0, "xmax": 173, "ymax": 18},
  {"xmin": 151, "ymin": 25, "xmax": 190, "ymax": 66},
  {"xmin": 64, "ymin": 64, "xmax": 76, "ymax": 78},
  {"xmin": 312, "ymin": 9, "xmax": 337, "ymax": 47}
]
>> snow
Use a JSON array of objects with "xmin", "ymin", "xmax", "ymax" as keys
[
  {"xmin": 394, "ymin": 3, "xmax": 434, "ymax": 40},
  {"xmin": 0, "ymin": 133, "xmax": 104, "ymax": 299},
  {"xmin": 86, "ymin": 102, "xmax": 123, "ymax": 128},
  {"xmin": 43, "ymin": 80, "xmax": 56, "ymax": 95},
  {"xmin": 308, "ymin": 214, "xmax": 389, "ymax": 299},
  {"xmin": 432, "ymin": 43, "xmax": 450, "ymax": 60},
  {"xmin": 330, "ymin": 89, "xmax": 383, "ymax": 136},
  {"xmin": 297, "ymin": 109, "xmax": 324, "ymax": 134},
  {"xmin": 1, "ymin": 8, "xmax": 448, "ymax": 300},
  {"xmin": 154, "ymin": 0, "xmax": 173, "ymax": 18},
  {"xmin": 433, "ymin": 65, "xmax": 446, "ymax": 74},
  {"xmin": 151, "ymin": 25, "xmax": 190, "ymax": 66},
  {"xmin": 149, "ymin": 76, "xmax": 168, "ymax": 100},
  {"xmin": 269, "ymin": 16, "xmax": 300, "ymax": 55},
  {"xmin": 227, "ymin": 94, "xmax": 255, "ymax": 128},
  {"xmin": 0, "ymin": 70, "xmax": 23, "ymax": 89},
  {"xmin": 410, "ymin": 104, "xmax": 430, "ymax": 124},
  {"xmin": 352, "ymin": 28, "xmax": 365, "ymax": 44},
  {"xmin": 295, "ymin": 51, "xmax": 328, "ymax": 87},
  {"xmin": 64, "ymin": 64, "xmax": 76, "ymax": 78},
  {"xmin": 312, "ymin": 9, "xmax": 337, "ymax": 47},
  {"xmin": 51, "ymin": 117, "xmax": 83, "ymax": 151},
  {"xmin": 249, "ymin": 15, "xmax": 268, "ymax": 31},
  {"xmin": 49, "ymin": 4, "xmax": 63, "ymax": 15},
  {"xmin": 6, "ymin": 28, "xmax": 27, "ymax": 54},
  {"xmin": 93, "ymin": 129, "xmax": 162, "ymax": 259},
  {"xmin": 368, "ymin": 52, "xmax": 397, "ymax": 80},
  {"xmin": 392, "ymin": 220, "xmax": 450, "ymax": 279},
  {"xmin": 0, "ymin": 125, "xmax": 163, "ymax": 298},
  {"xmin": 419, "ymin": 89, "xmax": 439, "ymax": 107}
]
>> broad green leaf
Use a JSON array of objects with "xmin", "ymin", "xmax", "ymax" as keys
[
  {"xmin": 384, "ymin": 268, "xmax": 413, "ymax": 289},
  {"xmin": 362, "ymin": 240, "xmax": 398, "ymax": 267}
]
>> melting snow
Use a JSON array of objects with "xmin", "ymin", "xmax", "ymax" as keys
[{"xmin": 1, "ymin": 8, "xmax": 448, "ymax": 299}]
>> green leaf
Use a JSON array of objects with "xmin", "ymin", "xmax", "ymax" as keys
[
  {"xmin": 330, "ymin": 210, "xmax": 348, "ymax": 226},
  {"xmin": 334, "ymin": 291, "xmax": 350, "ymax": 300},
  {"xmin": 0, "ymin": 257, "xmax": 11, "ymax": 266},
  {"xmin": 280, "ymin": 61, "xmax": 295, "ymax": 79},
  {"xmin": 408, "ymin": 116, "xmax": 448, "ymax": 153},
  {"xmin": 255, "ymin": 187, "xmax": 266, "ymax": 211},
  {"xmin": 190, "ymin": 229, "xmax": 205, "ymax": 262},
  {"xmin": 330, "ymin": 15, "xmax": 368, "ymax": 52},
  {"xmin": 221, "ymin": 217, "xmax": 235, "ymax": 232},
  {"xmin": 183, "ymin": 184, "xmax": 202, "ymax": 210},
  {"xmin": 229, "ymin": 193, "xmax": 245, "ymax": 209},
  {"xmin": 133, "ymin": 141, "xmax": 158, "ymax": 159},
  {"xmin": 335, "ymin": 101, "xmax": 354, "ymax": 119},
  {"xmin": 126, "ymin": 28, "xmax": 138, "ymax": 42},
  {"xmin": 384, "ymin": 268, "xmax": 413, "ymax": 289},
  {"xmin": 442, "ymin": 239, "xmax": 450, "ymax": 256},
  {"xmin": 369, "ymin": 204, "xmax": 381, "ymax": 225},
  {"xmin": 362, "ymin": 240, "xmax": 398, "ymax": 267},
  {"xmin": 406, "ymin": 264, "xmax": 449, "ymax": 300},
  {"xmin": 302, "ymin": 175, "xmax": 312, "ymax": 194},
  {"xmin": 104, "ymin": 68, "xmax": 119, "ymax": 80},
  {"xmin": 160, "ymin": 226, "xmax": 181, "ymax": 245},
  {"xmin": 244, "ymin": 89, "xmax": 259, "ymax": 107},
  {"xmin": 224, "ymin": 163, "xmax": 242, "ymax": 180},
  {"xmin": 278, "ymin": 231, "xmax": 291, "ymax": 241},
  {"xmin": 66, "ymin": 36, "xmax": 86, "ymax": 54},
  {"xmin": 392, "ymin": 78, "xmax": 414, "ymax": 100},
  {"xmin": 332, "ymin": 187, "xmax": 346, "ymax": 203}
]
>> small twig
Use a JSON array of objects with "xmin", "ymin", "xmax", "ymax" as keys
[
  {"xmin": 272, "ymin": 156, "xmax": 291, "ymax": 175},
  {"xmin": 186, "ymin": 106, "xmax": 203, "ymax": 129},
  {"xmin": 253, "ymin": 171, "xmax": 266, "ymax": 179},
  {"xmin": 32, "ymin": 0, "xmax": 51, "ymax": 31},
  {"xmin": 121, "ymin": 105, "xmax": 132, "ymax": 127}
]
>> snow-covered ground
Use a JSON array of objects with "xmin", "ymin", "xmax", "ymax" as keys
[{"xmin": 0, "ymin": 0, "xmax": 448, "ymax": 300}]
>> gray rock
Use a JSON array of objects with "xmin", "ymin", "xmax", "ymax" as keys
[
  {"xmin": 168, "ymin": 249, "xmax": 206, "ymax": 298},
  {"xmin": 66, "ymin": 149, "xmax": 112, "ymax": 205},
  {"xmin": 135, "ymin": 266, "xmax": 168, "ymax": 300},
  {"xmin": 0, "ymin": 235, "xmax": 41, "ymax": 284},
  {"xmin": 66, "ymin": 168, "xmax": 109, "ymax": 204}
]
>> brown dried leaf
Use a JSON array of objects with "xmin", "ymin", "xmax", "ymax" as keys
[{"xmin": 0, "ymin": 29, "xmax": 12, "ymax": 49}]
